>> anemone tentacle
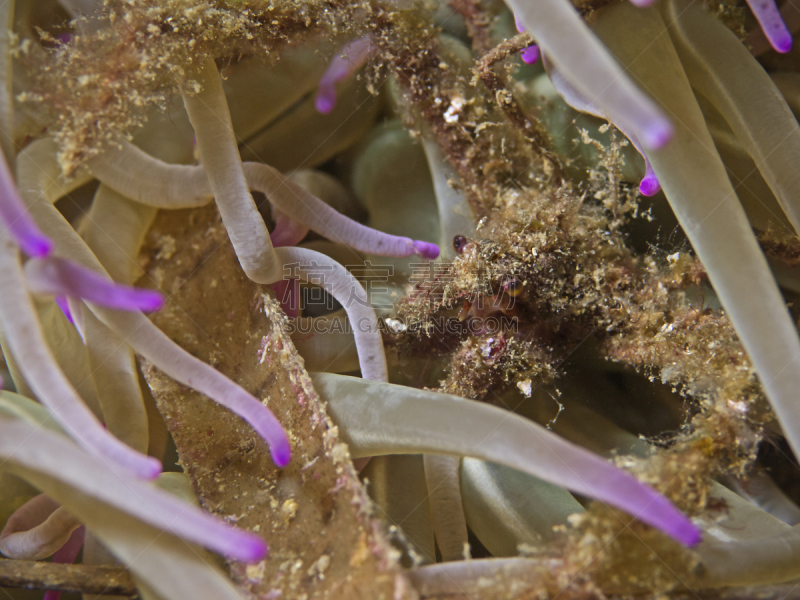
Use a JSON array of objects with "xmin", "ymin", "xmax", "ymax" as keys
[
  {"xmin": 183, "ymin": 58, "xmax": 282, "ymax": 284},
  {"xmin": 423, "ymin": 454, "xmax": 469, "ymax": 561},
  {"xmin": 90, "ymin": 139, "xmax": 440, "ymax": 259},
  {"xmin": 0, "ymin": 495, "xmax": 81, "ymax": 560},
  {"xmin": 0, "ymin": 416, "xmax": 268, "ymax": 564},
  {"xmin": 745, "ymin": 0, "xmax": 792, "ymax": 53},
  {"xmin": 0, "ymin": 234, "xmax": 162, "ymax": 480},
  {"xmin": 506, "ymin": 0, "xmax": 673, "ymax": 151},
  {"xmin": 315, "ymin": 36, "xmax": 374, "ymax": 114},
  {"xmin": 0, "ymin": 0, "xmax": 15, "ymax": 165},
  {"xmin": 543, "ymin": 57, "xmax": 661, "ymax": 195},
  {"xmin": 11, "ymin": 1, "xmax": 800, "ymax": 597},
  {"xmin": 24, "ymin": 257, "xmax": 164, "ymax": 312},
  {"xmin": 592, "ymin": 1, "xmax": 800, "ymax": 465},
  {"xmin": 276, "ymin": 247, "xmax": 388, "ymax": 382},
  {"xmin": 78, "ymin": 185, "xmax": 158, "ymax": 453},
  {"xmin": 315, "ymin": 373, "xmax": 701, "ymax": 546},
  {"xmin": 664, "ymin": 0, "xmax": 800, "ymax": 234},
  {"xmin": 0, "ymin": 152, "xmax": 53, "ymax": 257},
  {"xmin": 18, "ymin": 139, "xmax": 293, "ymax": 469}
]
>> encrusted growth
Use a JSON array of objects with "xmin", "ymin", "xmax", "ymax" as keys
[
  {"xmin": 15, "ymin": 0, "xmax": 800, "ymax": 597},
  {"xmin": 19, "ymin": 0, "xmax": 365, "ymax": 172}
]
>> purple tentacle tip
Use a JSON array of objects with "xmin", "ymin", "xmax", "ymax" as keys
[
  {"xmin": 25, "ymin": 258, "xmax": 165, "ymax": 313},
  {"xmin": 413, "ymin": 240, "xmax": 440, "ymax": 260},
  {"xmin": 142, "ymin": 457, "xmax": 164, "ymax": 480},
  {"xmin": 772, "ymin": 30, "xmax": 793, "ymax": 53},
  {"xmin": 314, "ymin": 37, "xmax": 372, "ymax": 115},
  {"xmin": 0, "ymin": 209, "xmax": 55, "ymax": 258},
  {"xmin": 97, "ymin": 430, "xmax": 163, "ymax": 479},
  {"xmin": 747, "ymin": 0, "xmax": 793, "ymax": 53},
  {"xmin": 106, "ymin": 286, "xmax": 164, "ymax": 313},
  {"xmin": 22, "ymin": 234, "xmax": 55, "ymax": 258},
  {"xmin": 665, "ymin": 514, "xmax": 702, "ymax": 547},
  {"xmin": 238, "ymin": 537, "xmax": 269, "ymax": 563},
  {"xmin": 520, "ymin": 45, "xmax": 540, "ymax": 64},
  {"xmin": 514, "ymin": 12, "xmax": 540, "ymax": 64},
  {"xmin": 315, "ymin": 86, "xmax": 336, "ymax": 115},
  {"xmin": 271, "ymin": 440, "xmax": 292, "ymax": 469},
  {"xmin": 0, "ymin": 152, "xmax": 55, "ymax": 258},
  {"xmin": 628, "ymin": 0, "xmax": 657, "ymax": 6},
  {"xmin": 638, "ymin": 491, "xmax": 702, "ymax": 546},
  {"xmin": 639, "ymin": 173, "xmax": 661, "ymax": 196}
]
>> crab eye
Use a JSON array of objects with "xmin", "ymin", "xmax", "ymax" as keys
[
  {"xmin": 503, "ymin": 277, "xmax": 524, "ymax": 297},
  {"xmin": 452, "ymin": 235, "xmax": 468, "ymax": 254}
]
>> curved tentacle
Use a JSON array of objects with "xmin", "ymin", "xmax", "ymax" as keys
[
  {"xmin": 506, "ymin": 0, "xmax": 673, "ymax": 151},
  {"xmin": 0, "ymin": 495, "xmax": 81, "ymax": 560},
  {"xmin": 593, "ymin": 1, "xmax": 800, "ymax": 470},
  {"xmin": 18, "ymin": 140, "xmax": 292, "ymax": 469},
  {"xmin": 313, "ymin": 373, "xmax": 701, "ymax": 546}
]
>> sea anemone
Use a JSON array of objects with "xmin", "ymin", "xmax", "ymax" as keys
[{"xmin": 3, "ymin": 0, "xmax": 800, "ymax": 599}]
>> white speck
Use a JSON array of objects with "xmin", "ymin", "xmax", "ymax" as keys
[
  {"xmin": 301, "ymin": 456, "xmax": 319, "ymax": 471},
  {"xmin": 307, "ymin": 555, "xmax": 331, "ymax": 580},
  {"xmin": 281, "ymin": 498, "xmax": 298, "ymax": 521},
  {"xmin": 245, "ymin": 561, "xmax": 266, "ymax": 583},
  {"xmin": 155, "ymin": 235, "xmax": 176, "ymax": 260},
  {"xmin": 728, "ymin": 399, "xmax": 748, "ymax": 413},
  {"xmin": 443, "ymin": 95, "xmax": 466, "ymax": 124},
  {"xmin": 385, "ymin": 318, "xmax": 406, "ymax": 333}
]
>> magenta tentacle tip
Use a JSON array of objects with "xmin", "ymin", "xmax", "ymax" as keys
[
  {"xmin": 520, "ymin": 45, "xmax": 540, "ymax": 64},
  {"xmin": 22, "ymin": 234, "xmax": 55, "ymax": 258},
  {"xmin": 671, "ymin": 517, "xmax": 702, "ymax": 547},
  {"xmin": 108, "ymin": 445, "xmax": 162, "ymax": 480},
  {"xmin": 315, "ymin": 87, "xmax": 336, "ymax": 115},
  {"xmin": 0, "ymin": 151, "xmax": 55, "ymax": 258},
  {"xmin": 773, "ymin": 31, "xmax": 793, "ymax": 54},
  {"xmin": 141, "ymin": 457, "xmax": 164, "ymax": 480},
  {"xmin": 639, "ymin": 174, "xmax": 661, "ymax": 196},
  {"xmin": 101, "ymin": 286, "xmax": 164, "ymax": 313},
  {"xmin": 271, "ymin": 440, "xmax": 292, "ymax": 469},
  {"xmin": 634, "ymin": 497, "xmax": 702, "ymax": 546},
  {"xmin": 639, "ymin": 491, "xmax": 702, "ymax": 546},
  {"xmin": 129, "ymin": 290, "xmax": 165, "ymax": 313},
  {"xmin": 747, "ymin": 0, "xmax": 793, "ymax": 53},
  {"xmin": 413, "ymin": 240, "xmax": 440, "ymax": 260},
  {"xmin": 514, "ymin": 12, "xmax": 539, "ymax": 65},
  {"xmin": 628, "ymin": 0, "xmax": 657, "ymax": 6},
  {"xmin": 26, "ymin": 257, "xmax": 166, "ymax": 313},
  {"xmin": 315, "ymin": 37, "xmax": 373, "ymax": 115},
  {"xmin": 237, "ymin": 537, "xmax": 269, "ymax": 563}
]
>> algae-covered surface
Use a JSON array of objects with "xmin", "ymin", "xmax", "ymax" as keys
[
  {"xmin": 5, "ymin": 0, "xmax": 800, "ymax": 598},
  {"xmin": 139, "ymin": 204, "xmax": 410, "ymax": 600}
]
